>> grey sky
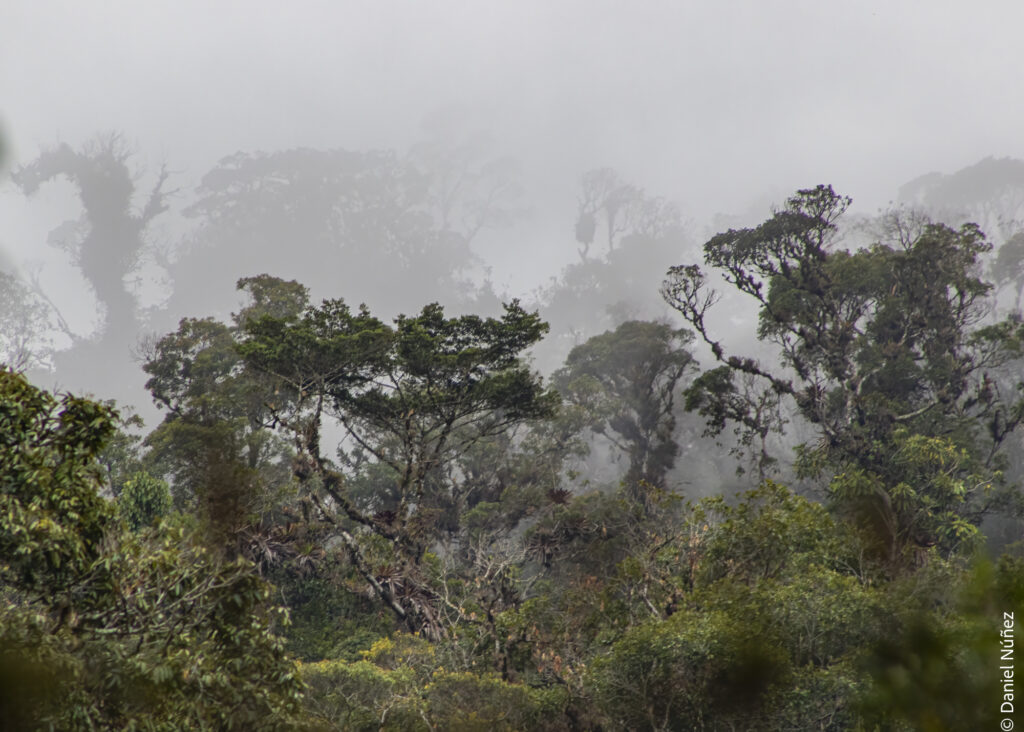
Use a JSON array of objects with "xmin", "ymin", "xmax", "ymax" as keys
[{"xmin": 3, "ymin": 0, "xmax": 1024, "ymax": 295}]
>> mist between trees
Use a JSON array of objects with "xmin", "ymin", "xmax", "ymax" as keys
[{"xmin": 2, "ymin": 132, "xmax": 1024, "ymax": 729}]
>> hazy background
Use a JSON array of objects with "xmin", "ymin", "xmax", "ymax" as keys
[{"xmin": 3, "ymin": 0, "xmax": 1024, "ymax": 414}]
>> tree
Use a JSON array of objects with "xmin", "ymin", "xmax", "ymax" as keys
[
  {"xmin": 536, "ymin": 168, "xmax": 691, "ymax": 373},
  {"xmin": 587, "ymin": 606, "xmax": 789, "ymax": 730},
  {"xmin": 0, "ymin": 270, "xmax": 53, "ymax": 371},
  {"xmin": 663, "ymin": 185, "xmax": 1024, "ymax": 560},
  {"xmin": 0, "ymin": 369, "xmax": 304, "ymax": 729},
  {"xmin": 555, "ymin": 320, "xmax": 695, "ymax": 499},
  {"xmin": 574, "ymin": 168, "xmax": 684, "ymax": 260},
  {"xmin": 407, "ymin": 116, "xmax": 523, "ymax": 245},
  {"xmin": 301, "ymin": 633, "xmax": 567, "ymax": 730},
  {"xmin": 0, "ymin": 368, "xmax": 117, "ymax": 594},
  {"xmin": 116, "ymin": 471, "xmax": 172, "ymax": 530},
  {"xmin": 142, "ymin": 276, "xmax": 305, "ymax": 550},
  {"xmin": 857, "ymin": 555, "xmax": 1024, "ymax": 731},
  {"xmin": 12, "ymin": 134, "xmax": 170, "ymax": 348},
  {"xmin": 898, "ymin": 156, "xmax": 1024, "ymax": 244},
  {"xmin": 993, "ymin": 230, "xmax": 1024, "ymax": 312},
  {"xmin": 507, "ymin": 481, "xmax": 878, "ymax": 729},
  {"xmin": 575, "ymin": 168, "xmax": 635, "ymax": 258},
  {"xmin": 237, "ymin": 295, "xmax": 559, "ymax": 639},
  {"xmin": 168, "ymin": 132, "xmax": 516, "ymax": 326}
]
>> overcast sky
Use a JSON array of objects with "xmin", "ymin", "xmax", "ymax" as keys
[{"xmin": 3, "ymin": 0, "xmax": 1024, "ymax": 295}]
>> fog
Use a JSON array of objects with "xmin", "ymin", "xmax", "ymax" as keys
[
  {"xmin": 3, "ymin": 1, "xmax": 1024, "ymax": 415},
  {"xmin": 8, "ymin": 9, "xmax": 1024, "ymax": 724}
]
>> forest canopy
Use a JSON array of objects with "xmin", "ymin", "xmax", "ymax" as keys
[{"xmin": 4, "ymin": 159, "xmax": 1024, "ymax": 728}]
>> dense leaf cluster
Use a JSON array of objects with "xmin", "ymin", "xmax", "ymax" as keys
[{"xmin": 0, "ymin": 370, "xmax": 303, "ymax": 729}]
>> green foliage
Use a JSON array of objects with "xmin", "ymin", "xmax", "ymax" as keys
[
  {"xmin": 665, "ymin": 185, "xmax": 1024, "ymax": 559},
  {"xmin": 523, "ymin": 488, "xmax": 640, "ymax": 579},
  {"xmin": 504, "ymin": 481, "xmax": 893, "ymax": 729},
  {"xmin": 423, "ymin": 671, "xmax": 566, "ymax": 731},
  {"xmin": 95, "ymin": 405, "xmax": 147, "ymax": 497},
  {"xmin": 23, "ymin": 131, "xmax": 1024, "ymax": 730},
  {"xmin": 1, "ymin": 522, "xmax": 305, "ymax": 730},
  {"xmin": 117, "ymin": 471, "xmax": 172, "ymax": 530},
  {"xmin": 587, "ymin": 608, "xmax": 790, "ymax": 731},
  {"xmin": 143, "ymin": 277, "xmax": 302, "ymax": 547},
  {"xmin": 857, "ymin": 556, "xmax": 1024, "ymax": 731},
  {"xmin": 301, "ymin": 634, "xmax": 567, "ymax": 731},
  {"xmin": 0, "ymin": 372, "xmax": 304, "ymax": 729},
  {"xmin": 827, "ymin": 429, "xmax": 992, "ymax": 558},
  {"xmin": 555, "ymin": 320, "xmax": 695, "ymax": 496},
  {"xmin": 694, "ymin": 482, "xmax": 852, "ymax": 586},
  {"xmin": 0, "ymin": 368, "xmax": 116, "ymax": 593},
  {"xmin": 239, "ymin": 295, "xmax": 558, "ymax": 638},
  {"xmin": 274, "ymin": 569, "xmax": 393, "ymax": 663}
]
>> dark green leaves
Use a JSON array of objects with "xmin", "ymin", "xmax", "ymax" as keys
[
  {"xmin": 0, "ymin": 371, "xmax": 304, "ymax": 729},
  {"xmin": 556, "ymin": 321, "xmax": 695, "ymax": 492},
  {"xmin": 236, "ymin": 293, "xmax": 558, "ymax": 637},
  {"xmin": 665, "ymin": 187, "xmax": 1024, "ymax": 559},
  {"xmin": 238, "ymin": 298, "xmax": 389, "ymax": 400},
  {"xmin": 0, "ymin": 369, "xmax": 116, "ymax": 593}
]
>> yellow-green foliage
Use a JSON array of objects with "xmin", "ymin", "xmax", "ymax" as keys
[
  {"xmin": 586, "ymin": 607, "xmax": 791, "ymax": 731},
  {"xmin": 300, "ymin": 633, "xmax": 567, "ymax": 731}
]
